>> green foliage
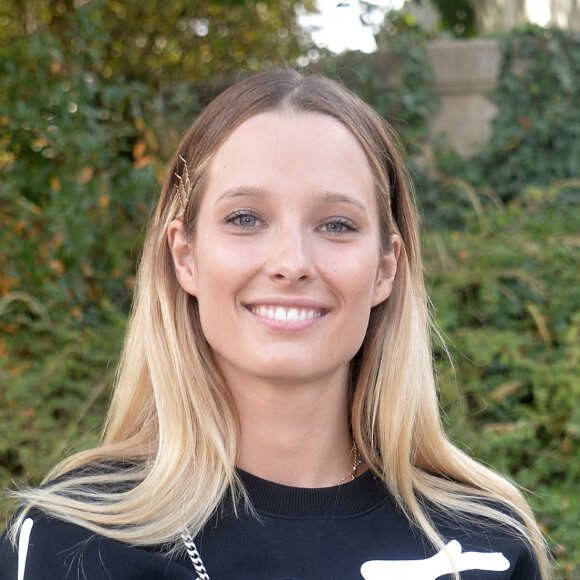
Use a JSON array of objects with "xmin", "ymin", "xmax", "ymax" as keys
[
  {"xmin": 412, "ymin": 26, "xmax": 580, "ymax": 578},
  {"xmin": 0, "ymin": 306, "xmax": 125, "ymax": 481},
  {"xmin": 1, "ymin": 2, "xmax": 204, "ymax": 325},
  {"xmin": 437, "ymin": 26, "xmax": 580, "ymax": 202},
  {"xmin": 0, "ymin": 0, "xmax": 313, "ymax": 85},
  {"xmin": 0, "ymin": 303, "xmax": 125, "ymax": 525},
  {"xmin": 429, "ymin": 0, "xmax": 475, "ymax": 37},
  {"xmin": 423, "ymin": 182, "xmax": 580, "ymax": 578}
]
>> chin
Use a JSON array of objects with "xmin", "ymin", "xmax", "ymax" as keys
[{"xmin": 251, "ymin": 359, "xmax": 350, "ymax": 387}]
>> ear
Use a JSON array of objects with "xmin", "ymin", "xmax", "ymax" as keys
[
  {"xmin": 167, "ymin": 220, "xmax": 198, "ymax": 296},
  {"xmin": 372, "ymin": 234, "xmax": 401, "ymax": 307}
]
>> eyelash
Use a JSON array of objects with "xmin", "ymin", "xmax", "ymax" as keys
[
  {"xmin": 224, "ymin": 210, "xmax": 263, "ymax": 228},
  {"xmin": 224, "ymin": 212, "xmax": 358, "ymax": 234},
  {"xmin": 319, "ymin": 217, "xmax": 358, "ymax": 234}
]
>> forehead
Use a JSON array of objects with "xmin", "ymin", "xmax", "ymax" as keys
[{"xmin": 205, "ymin": 110, "xmax": 375, "ymax": 199}]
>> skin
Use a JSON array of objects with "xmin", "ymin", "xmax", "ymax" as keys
[{"xmin": 169, "ymin": 111, "xmax": 400, "ymax": 487}]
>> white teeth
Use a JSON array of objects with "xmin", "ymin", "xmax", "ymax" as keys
[
  {"xmin": 287, "ymin": 308, "xmax": 299, "ymax": 321},
  {"xmin": 251, "ymin": 306, "xmax": 322, "ymax": 321}
]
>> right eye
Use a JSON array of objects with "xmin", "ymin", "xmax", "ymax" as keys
[{"xmin": 224, "ymin": 210, "xmax": 263, "ymax": 228}]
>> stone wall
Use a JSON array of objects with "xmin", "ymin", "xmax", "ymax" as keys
[
  {"xmin": 334, "ymin": 38, "xmax": 504, "ymax": 166},
  {"xmin": 425, "ymin": 38, "xmax": 502, "ymax": 160}
]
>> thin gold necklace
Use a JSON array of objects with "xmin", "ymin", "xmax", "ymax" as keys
[{"xmin": 336, "ymin": 440, "xmax": 363, "ymax": 485}]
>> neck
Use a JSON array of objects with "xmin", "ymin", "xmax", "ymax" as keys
[{"xmin": 225, "ymin": 371, "xmax": 357, "ymax": 488}]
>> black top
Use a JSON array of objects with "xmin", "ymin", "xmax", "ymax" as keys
[{"xmin": 0, "ymin": 469, "xmax": 542, "ymax": 579}]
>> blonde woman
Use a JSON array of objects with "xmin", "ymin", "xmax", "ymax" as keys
[{"xmin": 1, "ymin": 69, "xmax": 550, "ymax": 579}]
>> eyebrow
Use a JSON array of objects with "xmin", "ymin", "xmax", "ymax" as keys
[
  {"xmin": 319, "ymin": 192, "xmax": 368, "ymax": 212},
  {"xmin": 215, "ymin": 187, "xmax": 369, "ymax": 213},
  {"xmin": 215, "ymin": 187, "xmax": 266, "ymax": 204}
]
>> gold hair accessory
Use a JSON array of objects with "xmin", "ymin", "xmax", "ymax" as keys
[
  {"xmin": 336, "ymin": 439, "xmax": 363, "ymax": 485},
  {"xmin": 174, "ymin": 155, "xmax": 192, "ymax": 219}
]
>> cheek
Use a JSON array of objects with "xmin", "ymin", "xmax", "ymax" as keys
[
  {"xmin": 196, "ymin": 236, "xmax": 256, "ymax": 283},
  {"xmin": 193, "ymin": 243, "xmax": 256, "ymax": 321},
  {"xmin": 324, "ymin": 253, "xmax": 380, "ymax": 335},
  {"xmin": 328, "ymin": 251, "xmax": 382, "ymax": 302}
]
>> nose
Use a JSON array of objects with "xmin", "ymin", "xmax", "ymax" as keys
[{"xmin": 265, "ymin": 226, "xmax": 316, "ymax": 283}]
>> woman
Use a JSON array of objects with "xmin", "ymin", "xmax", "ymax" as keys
[{"xmin": 1, "ymin": 69, "xmax": 550, "ymax": 579}]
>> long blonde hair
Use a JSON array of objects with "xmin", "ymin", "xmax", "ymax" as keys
[{"xmin": 11, "ymin": 69, "xmax": 551, "ymax": 578}]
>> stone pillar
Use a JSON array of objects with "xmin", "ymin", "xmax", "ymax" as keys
[{"xmin": 426, "ymin": 38, "xmax": 502, "ymax": 160}]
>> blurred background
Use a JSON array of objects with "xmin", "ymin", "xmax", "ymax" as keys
[{"xmin": 1, "ymin": 0, "xmax": 579, "ymax": 576}]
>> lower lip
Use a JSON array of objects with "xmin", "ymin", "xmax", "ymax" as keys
[{"xmin": 245, "ymin": 307, "xmax": 326, "ymax": 332}]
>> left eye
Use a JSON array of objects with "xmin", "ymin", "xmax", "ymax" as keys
[
  {"xmin": 324, "ymin": 222, "xmax": 346, "ymax": 233},
  {"xmin": 320, "ymin": 218, "xmax": 356, "ymax": 233},
  {"xmin": 236, "ymin": 215, "xmax": 257, "ymax": 227}
]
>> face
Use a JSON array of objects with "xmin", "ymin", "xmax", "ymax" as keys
[{"xmin": 170, "ymin": 111, "xmax": 398, "ymax": 390}]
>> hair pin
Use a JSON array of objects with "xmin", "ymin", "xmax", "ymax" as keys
[{"xmin": 174, "ymin": 155, "xmax": 192, "ymax": 219}]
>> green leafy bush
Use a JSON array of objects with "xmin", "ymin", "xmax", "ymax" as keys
[
  {"xmin": 418, "ymin": 27, "xmax": 580, "ymax": 577},
  {"xmin": 0, "ymin": 0, "xmax": 201, "ymax": 524},
  {"xmin": 437, "ymin": 26, "xmax": 580, "ymax": 203},
  {"xmin": 423, "ymin": 183, "xmax": 580, "ymax": 577}
]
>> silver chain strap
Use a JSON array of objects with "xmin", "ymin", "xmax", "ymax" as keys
[{"xmin": 180, "ymin": 531, "xmax": 210, "ymax": 580}]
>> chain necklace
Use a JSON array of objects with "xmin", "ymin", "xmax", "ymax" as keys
[{"xmin": 336, "ymin": 440, "xmax": 363, "ymax": 485}]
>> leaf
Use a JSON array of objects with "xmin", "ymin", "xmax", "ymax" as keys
[
  {"xmin": 132, "ymin": 140, "xmax": 147, "ymax": 160},
  {"xmin": 50, "ymin": 175, "xmax": 61, "ymax": 192},
  {"xmin": 77, "ymin": 167, "xmax": 94, "ymax": 184},
  {"xmin": 488, "ymin": 379, "xmax": 525, "ymax": 402}
]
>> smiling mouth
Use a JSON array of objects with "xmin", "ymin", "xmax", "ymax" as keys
[{"xmin": 249, "ymin": 306, "xmax": 325, "ymax": 322}]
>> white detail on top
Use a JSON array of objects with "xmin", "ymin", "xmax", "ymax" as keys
[
  {"xmin": 360, "ymin": 539, "xmax": 510, "ymax": 580},
  {"xmin": 18, "ymin": 518, "xmax": 34, "ymax": 580}
]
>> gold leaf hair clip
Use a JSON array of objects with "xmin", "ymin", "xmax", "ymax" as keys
[{"xmin": 174, "ymin": 155, "xmax": 192, "ymax": 219}]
